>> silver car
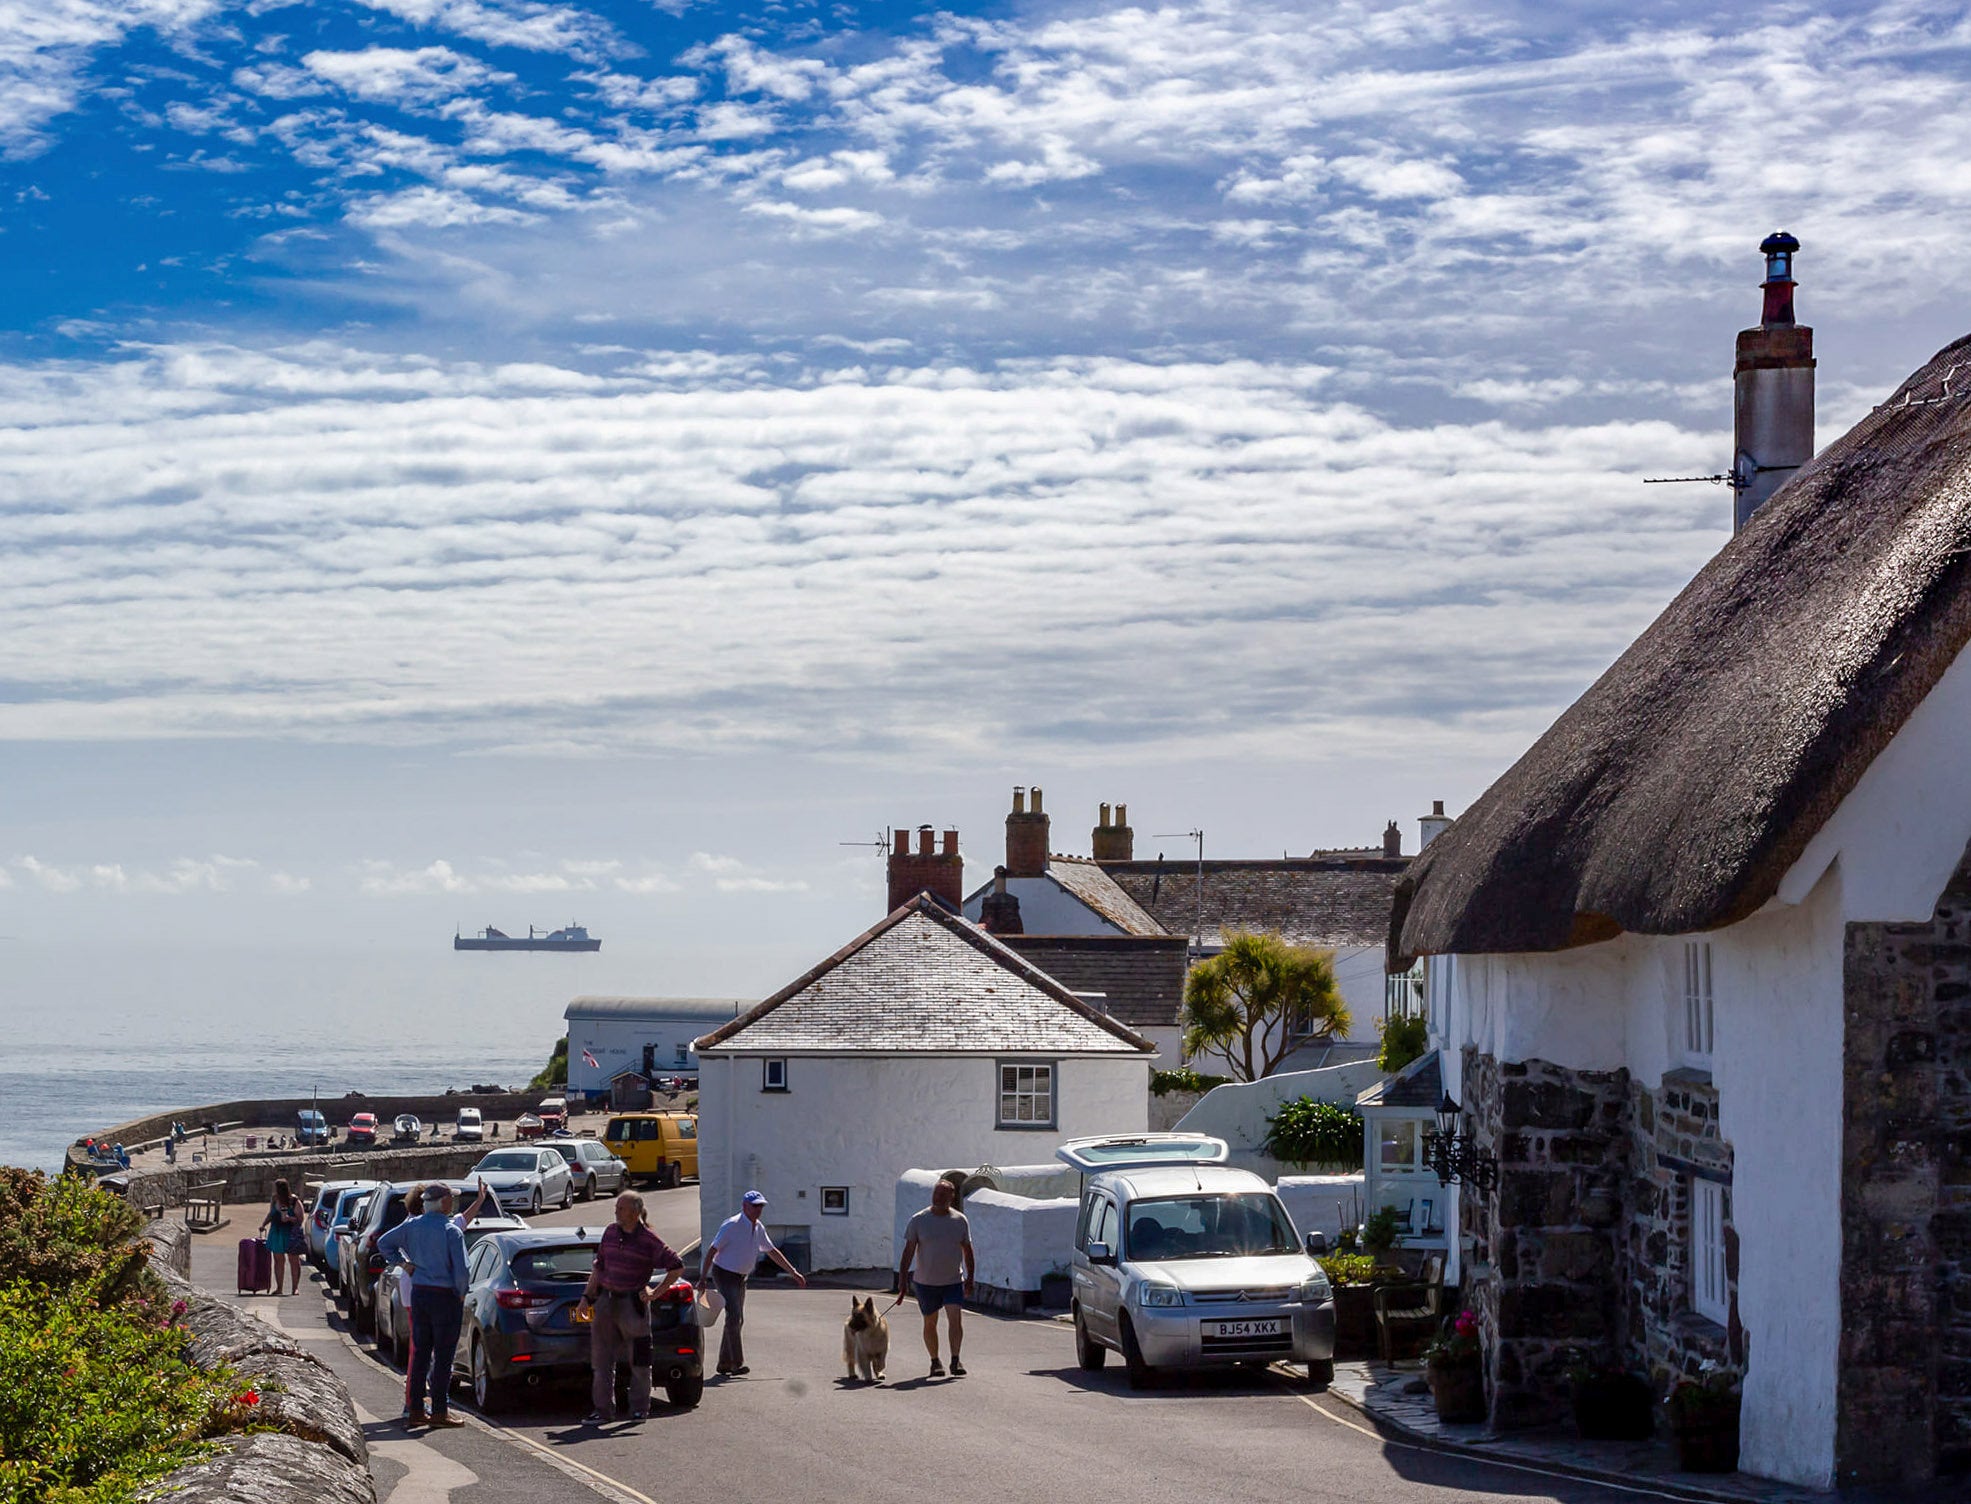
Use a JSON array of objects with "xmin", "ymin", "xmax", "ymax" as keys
[
  {"xmin": 546, "ymin": 1137, "xmax": 626, "ymax": 1201},
  {"xmin": 1059, "ymin": 1133, "xmax": 1335, "ymax": 1391},
  {"xmin": 469, "ymin": 1147, "xmax": 575, "ymax": 1216}
]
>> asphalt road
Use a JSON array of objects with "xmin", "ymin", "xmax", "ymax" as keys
[{"xmin": 198, "ymin": 1186, "xmax": 1646, "ymax": 1504}]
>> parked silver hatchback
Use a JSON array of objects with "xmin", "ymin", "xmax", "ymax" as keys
[{"xmin": 1058, "ymin": 1133, "xmax": 1335, "ymax": 1390}]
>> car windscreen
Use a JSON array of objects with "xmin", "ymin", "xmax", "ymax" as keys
[
  {"xmin": 510, "ymin": 1246, "xmax": 597, "ymax": 1282},
  {"xmin": 1123, "ymin": 1194, "xmax": 1299, "ymax": 1261},
  {"xmin": 476, "ymin": 1153, "xmax": 539, "ymax": 1172}
]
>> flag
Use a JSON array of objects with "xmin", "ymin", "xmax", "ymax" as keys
[{"xmin": 581, "ymin": 1048, "xmax": 599, "ymax": 1070}]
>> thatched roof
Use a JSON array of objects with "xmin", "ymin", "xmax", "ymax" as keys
[{"xmin": 1392, "ymin": 334, "xmax": 1971, "ymax": 965}]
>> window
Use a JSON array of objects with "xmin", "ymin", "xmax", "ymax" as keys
[
  {"xmin": 674, "ymin": 1043, "xmax": 688, "ymax": 1065},
  {"xmin": 1682, "ymin": 941, "xmax": 1715, "ymax": 1063},
  {"xmin": 1691, "ymin": 1177, "xmax": 1729, "ymax": 1324},
  {"xmin": 762, "ymin": 1059, "xmax": 789, "ymax": 1092},
  {"xmin": 821, "ymin": 1187, "xmax": 849, "ymax": 1215},
  {"xmin": 1083, "ymin": 1196, "xmax": 1117, "ymax": 1252},
  {"xmin": 1378, "ymin": 1119, "xmax": 1419, "ymax": 1171},
  {"xmin": 677, "ymin": 1118, "xmax": 696, "ymax": 1139},
  {"xmin": 997, "ymin": 1062, "xmax": 1055, "ymax": 1128}
]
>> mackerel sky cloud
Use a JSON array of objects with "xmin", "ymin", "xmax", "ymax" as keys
[{"xmin": 4, "ymin": 0, "xmax": 1971, "ymax": 971}]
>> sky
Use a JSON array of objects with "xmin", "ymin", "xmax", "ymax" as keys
[{"xmin": 5, "ymin": 0, "xmax": 1971, "ymax": 1026}]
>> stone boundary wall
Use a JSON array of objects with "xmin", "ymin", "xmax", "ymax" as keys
[
  {"xmin": 123, "ymin": 1142, "xmax": 503, "ymax": 1214},
  {"xmin": 142, "ymin": 1218, "xmax": 375, "ymax": 1504},
  {"xmin": 79, "ymin": 1090, "xmax": 543, "ymax": 1160}
]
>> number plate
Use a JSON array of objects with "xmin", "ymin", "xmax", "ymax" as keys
[{"xmin": 1206, "ymin": 1318, "xmax": 1285, "ymax": 1338}]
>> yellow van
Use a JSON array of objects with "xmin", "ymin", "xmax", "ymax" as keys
[{"xmin": 601, "ymin": 1113, "xmax": 699, "ymax": 1187}]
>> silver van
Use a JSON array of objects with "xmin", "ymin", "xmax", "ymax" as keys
[{"xmin": 1058, "ymin": 1133, "xmax": 1335, "ymax": 1390}]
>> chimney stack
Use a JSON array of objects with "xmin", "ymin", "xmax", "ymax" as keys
[
  {"xmin": 978, "ymin": 865, "xmax": 1024, "ymax": 934},
  {"xmin": 887, "ymin": 823, "xmax": 963, "ymax": 912},
  {"xmin": 1382, "ymin": 821, "xmax": 1402, "ymax": 858},
  {"xmin": 1006, "ymin": 785, "xmax": 1050, "ymax": 877},
  {"xmin": 1092, "ymin": 800, "xmax": 1134, "ymax": 862},
  {"xmin": 1419, "ymin": 799, "xmax": 1452, "ymax": 850},
  {"xmin": 1733, "ymin": 231, "xmax": 1815, "ymax": 533}
]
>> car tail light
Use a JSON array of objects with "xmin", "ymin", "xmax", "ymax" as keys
[
  {"xmin": 509, "ymin": 1353, "xmax": 533, "ymax": 1363},
  {"xmin": 495, "ymin": 1288, "xmax": 553, "ymax": 1310},
  {"xmin": 678, "ymin": 1346, "xmax": 696, "ymax": 1356},
  {"xmin": 656, "ymin": 1281, "xmax": 694, "ymax": 1303},
  {"xmin": 366, "ymin": 1254, "xmax": 385, "ymax": 1275}
]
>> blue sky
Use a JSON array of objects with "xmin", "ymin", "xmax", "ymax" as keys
[{"xmin": 5, "ymin": 0, "xmax": 1971, "ymax": 1004}]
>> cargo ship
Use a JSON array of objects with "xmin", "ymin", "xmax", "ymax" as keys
[{"xmin": 454, "ymin": 923, "xmax": 601, "ymax": 952}]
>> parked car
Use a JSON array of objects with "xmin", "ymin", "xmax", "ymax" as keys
[
  {"xmin": 346, "ymin": 1112, "xmax": 379, "ymax": 1147},
  {"xmin": 456, "ymin": 1108, "xmax": 485, "ymax": 1142},
  {"xmin": 375, "ymin": 1215, "xmax": 529, "ymax": 1363},
  {"xmin": 307, "ymin": 1178, "xmax": 377, "ymax": 1265},
  {"xmin": 296, "ymin": 1109, "xmax": 331, "ymax": 1147},
  {"xmin": 469, "ymin": 1148, "xmax": 575, "ymax": 1217},
  {"xmin": 1058, "ymin": 1132, "xmax": 1336, "ymax": 1391},
  {"xmin": 536, "ymin": 1097, "xmax": 569, "ymax": 1133},
  {"xmin": 341, "ymin": 1179, "xmax": 481, "ymax": 1335},
  {"xmin": 545, "ymin": 1137, "xmax": 627, "ymax": 1201},
  {"xmin": 600, "ymin": 1113, "xmax": 698, "ymax": 1188},
  {"xmin": 323, "ymin": 1187, "xmax": 378, "ymax": 1292},
  {"xmin": 392, "ymin": 1114, "xmax": 424, "ymax": 1145},
  {"xmin": 454, "ymin": 1228, "xmax": 704, "ymax": 1413}
]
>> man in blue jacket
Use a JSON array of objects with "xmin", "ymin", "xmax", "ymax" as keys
[{"xmin": 377, "ymin": 1183, "xmax": 470, "ymax": 1426}]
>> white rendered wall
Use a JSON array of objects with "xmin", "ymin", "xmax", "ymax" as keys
[
  {"xmin": 563, "ymin": 1008, "xmax": 738, "ymax": 1095},
  {"xmin": 960, "ymin": 876, "xmax": 1124, "ymax": 935},
  {"xmin": 955, "ymin": 1189, "xmax": 1081, "ymax": 1292},
  {"xmin": 698, "ymin": 1054, "xmax": 1148, "ymax": 1271},
  {"xmin": 1173, "ymin": 1060, "xmax": 1386, "ymax": 1177}
]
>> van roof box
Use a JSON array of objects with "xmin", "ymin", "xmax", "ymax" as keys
[{"xmin": 1054, "ymin": 1133, "xmax": 1229, "ymax": 1173}]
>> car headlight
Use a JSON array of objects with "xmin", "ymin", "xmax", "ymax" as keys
[
  {"xmin": 1297, "ymin": 1274, "xmax": 1330, "ymax": 1305},
  {"xmin": 1135, "ymin": 1282, "xmax": 1184, "ymax": 1308}
]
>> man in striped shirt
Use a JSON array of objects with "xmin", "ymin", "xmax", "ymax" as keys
[{"xmin": 575, "ymin": 1192, "xmax": 684, "ymax": 1424}]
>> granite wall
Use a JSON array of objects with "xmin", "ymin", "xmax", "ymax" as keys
[{"xmin": 1839, "ymin": 845, "xmax": 1971, "ymax": 1486}]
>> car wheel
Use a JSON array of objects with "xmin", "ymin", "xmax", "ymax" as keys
[
  {"xmin": 1304, "ymin": 1358, "xmax": 1334, "ymax": 1391},
  {"xmin": 529, "ymin": 1188, "xmax": 542, "ymax": 1217},
  {"xmin": 663, "ymin": 1162, "xmax": 681, "ymax": 1190},
  {"xmin": 471, "ymin": 1336, "xmax": 514, "ymax": 1414},
  {"xmin": 1073, "ymin": 1306, "xmax": 1107, "ymax": 1371},
  {"xmin": 1118, "ymin": 1315, "xmax": 1155, "ymax": 1391},
  {"xmin": 352, "ymin": 1287, "xmax": 373, "ymax": 1336},
  {"xmin": 666, "ymin": 1373, "xmax": 704, "ymax": 1409},
  {"xmin": 560, "ymin": 1179, "xmax": 572, "ymax": 1210}
]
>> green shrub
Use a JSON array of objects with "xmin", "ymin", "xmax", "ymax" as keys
[
  {"xmin": 1149, "ymin": 1068, "xmax": 1232, "ymax": 1097},
  {"xmin": 1377, "ymin": 1014, "xmax": 1429, "ymax": 1073},
  {"xmin": 1317, "ymin": 1253, "xmax": 1379, "ymax": 1286},
  {"xmin": 1262, "ymin": 1097, "xmax": 1364, "ymax": 1168},
  {"xmin": 0, "ymin": 1169, "xmax": 153, "ymax": 1305},
  {"xmin": 528, "ymin": 1036, "xmax": 569, "ymax": 1092},
  {"xmin": 1361, "ymin": 1205, "xmax": 1404, "ymax": 1254}
]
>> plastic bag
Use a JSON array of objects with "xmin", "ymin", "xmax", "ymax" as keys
[{"xmin": 696, "ymin": 1286, "xmax": 724, "ymax": 1327}]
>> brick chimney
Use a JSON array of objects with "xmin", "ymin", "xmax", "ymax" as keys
[
  {"xmin": 978, "ymin": 866, "xmax": 1024, "ymax": 934},
  {"xmin": 1005, "ymin": 786, "xmax": 1050, "ymax": 878},
  {"xmin": 1382, "ymin": 820, "xmax": 1402, "ymax": 858},
  {"xmin": 1418, "ymin": 800, "xmax": 1452, "ymax": 850},
  {"xmin": 887, "ymin": 824, "xmax": 963, "ymax": 912},
  {"xmin": 1092, "ymin": 801, "xmax": 1134, "ymax": 862},
  {"xmin": 1733, "ymin": 231, "xmax": 1815, "ymax": 533}
]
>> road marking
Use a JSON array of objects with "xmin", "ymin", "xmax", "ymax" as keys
[
  {"xmin": 353, "ymin": 1402, "xmax": 479, "ymax": 1504},
  {"xmin": 1276, "ymin": 1374, "xmax": 1697, "ymax": 1501}
]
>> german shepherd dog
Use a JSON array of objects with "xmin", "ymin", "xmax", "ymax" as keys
[{"xmin": 843, "ymin": 1296, "xmax": 889, "ymax": 1383}]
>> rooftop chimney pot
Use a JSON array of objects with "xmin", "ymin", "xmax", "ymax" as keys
[
  {"xmin": 887, "ymin": 820, "xmax": 964, "ymax": 913},
  {"xmin": 942, "ymin": 828, "xmax": 958, "ymax": 856},
  {"xmin": 1013, "ymin": 786, "xmax": 1026, "ymax": 815},
  {"xmin": 1091, "ymin": 797, "xmax": 1134, "ymax": 862},
  {"xmin": 1005, "ymin": 780, "xmax": 1051, "ymax": 877},
  {"xmin": 1382, "ymin": 820, "xmax": 1402, "ymax": 858},
  {"xmin": 1735, "ymin": 232, "xmax": 1815, "ymax": 532}
]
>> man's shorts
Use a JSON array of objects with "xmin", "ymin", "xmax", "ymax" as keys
[{"xmin": 915, "ymin": 1281, "xmax": 965, "ymax": 1315}]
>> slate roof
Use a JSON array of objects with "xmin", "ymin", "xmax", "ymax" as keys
[
  {"xmin": 997, "ymin": 935, "xmax": 1191, "ymax": 1031},
  {"xmin": 1044, "ymin": 858, "xmax": 1169, "ymax": 935},
  {"xmin": 694, "ymin": 896, "xmax": 1154, "ymax": 1055},
  {"xmin": 1103, "ymin": 858, "xmax": 1408, "ymax": 949},
  {"xmin": 1356, "ymin": 1050, "xmax": 1443, "ymax": 1111},
  {"xmin": 1391, "ymin": 333, "xmax": 1971, "ymax": 964}
]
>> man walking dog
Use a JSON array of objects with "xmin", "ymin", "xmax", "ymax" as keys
[
  {"xmin": 703, "ymin": 1190, "xmax": 806, "ymax": 1376},
  {"xmin": 897, "ymin": 1178, "xmax": 975, "ymax": 1377},
  {"xmin": 575, "ymin": 1192, "xmax": 684, "ymax": 1424}
]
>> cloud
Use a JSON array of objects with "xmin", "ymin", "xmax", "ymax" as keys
[
  {"xmin": 9, "ymin": 853, "xmax": 259, "ymax": 893},
  {"xmin": 689, "ymin": 851, "xmax": 809, "ymax": 894},
  {"xmin": 301, "ymin": 46, "xmax": 512, "ymax": 108}
]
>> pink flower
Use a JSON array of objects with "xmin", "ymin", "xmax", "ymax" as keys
[{"xmin": 1453, "ymin": 1310, "xmax": 1478, "ymax": 1337}]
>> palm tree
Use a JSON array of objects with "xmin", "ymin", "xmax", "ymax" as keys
[{"xmin": 1181, "ymin": 930, "xmax": 1351, "ymax": 1082}]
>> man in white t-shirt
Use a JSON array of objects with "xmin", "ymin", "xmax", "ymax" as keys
[
  {"xmin": 702, "ymin": 1190, "xmax": 806, "ymax": 1376},
  {"xmin": 898, "ymin": 1178, "xmax": 975, "ymax": 1377}
]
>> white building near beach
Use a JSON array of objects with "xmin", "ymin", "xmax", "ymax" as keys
[{"xmin": 561, "ymin": 997, "xmax": 747, "ymax": 1100}]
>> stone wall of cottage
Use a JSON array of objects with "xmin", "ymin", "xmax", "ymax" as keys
[
  {"xmin": 1620, "ymin": 1072, "xmax": 1738, "ymax": 1388},
  {"xmin": 1459, "ymin": 1049, "xmax": 1629, "ymax": 1427},
  {"xmin": 1840, "ymin": 844, "xmax": 1971, "ymax": 1486}
]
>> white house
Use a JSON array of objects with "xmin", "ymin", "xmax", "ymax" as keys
[
  {"xmin": 1388, "ymin": 327, "xmax": 1971, "ymax": 1488},
  {"xmin": 562, "ymin": 997, "xmax": 747, "ymax": 1099},
  {"xmin": 693, "ymin": 894, "xmax": 1156, "ymax": 1273}
]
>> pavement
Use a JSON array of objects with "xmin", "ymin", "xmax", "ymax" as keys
[{"xmin": 193, "ymin": 1189, "xmax": 1831, "ymax": 1504}]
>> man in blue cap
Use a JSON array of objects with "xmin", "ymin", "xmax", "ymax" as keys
[{"xmin": 702, "ymin": 1189, "xmax": 806, "ymax": 1376}]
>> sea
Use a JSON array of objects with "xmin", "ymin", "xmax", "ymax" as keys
[{"xmin": 0, "ymin": 941, "xmax": 611, "ymax": 1174}]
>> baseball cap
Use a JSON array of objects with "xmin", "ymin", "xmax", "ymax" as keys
[{"xmin": 742, "ymin": 1190, "xmax": 768, "ymax": 1207}]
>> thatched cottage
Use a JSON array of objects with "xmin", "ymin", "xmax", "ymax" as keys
[{"xmin": 1390, "ymin": 331, "xmax": 1971, "ymax": 1489}]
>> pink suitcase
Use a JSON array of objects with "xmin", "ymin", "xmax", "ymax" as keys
[{"xmin": 237, "ymin": 1237, "xmax": 272, "ymax": 1294}]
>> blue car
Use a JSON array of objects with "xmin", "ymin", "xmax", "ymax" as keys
[{"xmin": 318, "ymin": 1183, "xmax": 380, "ymax": 1281}]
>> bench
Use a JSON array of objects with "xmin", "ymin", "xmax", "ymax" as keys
[
  {"xmin": 1373, "ymin": 1252, "xmax": 1447, "ymax": 1363},
  {"xmin": 185, "ymin": 1181, "xmax": 226, "ymax": 1231}
]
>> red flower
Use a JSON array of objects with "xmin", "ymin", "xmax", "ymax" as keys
[{"xmin": 235, "ymin": 1391, "xmax": 260, "ymax": 1407}]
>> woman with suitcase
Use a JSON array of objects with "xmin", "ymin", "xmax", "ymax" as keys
[{"xmin": 260, "ymin": 1178, "xmax": 306, "ymax": 1295}]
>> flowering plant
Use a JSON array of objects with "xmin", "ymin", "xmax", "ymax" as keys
[
  {"xmin": 1666, "ymin": 1361, "xmax": 1740, "ymax": 1424},
  {"xmin": 1424, "ymin": 1308, "xmax": 1481, "ymax": 1369}
]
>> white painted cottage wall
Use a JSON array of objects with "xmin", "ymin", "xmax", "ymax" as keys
[
  {"xmin": 565, "ymin": 1007, "xmax": 737, "ymax": 1095},
  {"xmin": 698, "ymin": 1054, "xmax": 1148, "ymax": 1271}
]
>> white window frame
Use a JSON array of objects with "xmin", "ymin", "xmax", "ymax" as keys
[
  {"xmin": 761, "ymin": 1058, "xmax": 789, "ymax": 1093},
  {"xmin": 1682, "ymin": 941, "xmax": 1715, "ymax": 1065},
  {"xmin": 996, "ymin": 1061, "xmax": 1056, "ymax": 1129},
  {"xmin": 820, "ymin": 1186, "xmax": 849, "ymax": 1215},
  {"xmin": 1691, "ymin": 1177, "xmax": 1729, "ymax": 1325}
]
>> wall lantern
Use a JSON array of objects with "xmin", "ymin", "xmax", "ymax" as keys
[{"xmin": 1424, "ymin": 1093, "xmax": 1499, "ymax": 1196}]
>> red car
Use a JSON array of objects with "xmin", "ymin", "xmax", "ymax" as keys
[{"xmin": 346, "ymin": 1112, "xmax": 379, "ymax": 1146}]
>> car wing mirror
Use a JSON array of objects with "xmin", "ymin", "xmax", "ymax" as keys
[
  {"xmin": 1085, "ymin": 1242, "xmax": 1115, "ymax": 1266},
  {"xmin": 1305, "ymin": 1231, "xmax": 1329, "ymax": 1257}
]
